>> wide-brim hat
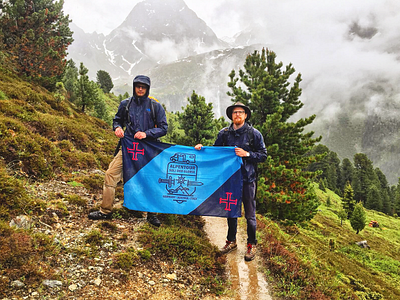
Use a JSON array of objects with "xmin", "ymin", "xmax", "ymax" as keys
[{"xmin": 226, "ymin": 102, "xmax": 251, "ymax": 121}]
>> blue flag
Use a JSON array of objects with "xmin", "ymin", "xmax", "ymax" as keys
[{"xmin": 121, "ymin": 135, "xmax": 243, "ymax": 218}]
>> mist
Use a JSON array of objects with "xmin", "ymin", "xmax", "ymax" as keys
[{"xmin": 210, "ymin": 0, "xmax": 400, "ymax": 120}]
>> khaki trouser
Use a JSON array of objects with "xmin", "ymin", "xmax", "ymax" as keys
[
  {"xmin": 99, "ymin": 150, "xmax": 153, "ymax": 219},
  {"xmin": 100, "ymin": 150, "xmax": 123, "ymax": 214}
]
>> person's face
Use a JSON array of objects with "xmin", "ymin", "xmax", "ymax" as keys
[
  {"xmin": 232, "ymin": 107, "xmax": 247, "ymax": 126},
  {"xmin": 135, "ymin": 83, "xmax": 148, "ymax": 97}
]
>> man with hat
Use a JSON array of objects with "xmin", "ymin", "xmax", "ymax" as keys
[
  {"xmin": 88, "ymin": 75, "xmax": 168, "ymax": 227},
  {"xmin": 195, "ymin": 102, "xmax": 267, "ymax": 261}
]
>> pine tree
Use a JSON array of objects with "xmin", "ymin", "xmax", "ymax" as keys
[
  {"xmin": 93, "ymin": 93, "xmax": 109, "ymax": 123},
  {"xmin": 350, "ymin": 202, "xmax": 367, "ymax": 234},
  {"xmin": 0, "ymin": 0, "xmax": 73, "ymax": 87},
  {"xmin": 394, "ymin": 179, "xmax": 400, "ymax": 216},
  {"xmin": 342, "ymin": 182, "xmax": 356, "ymax": 219},
  {"xmin": 54, "ymin": 82, "xmax": 67, "ymax": 103},
  {"xmin": 337, "ymin": 207, "xmax": 347, "ymax": 226},
  {"xmin": 306, "ymin": 144, "xmax": 340, "ymax": 193},
  {"xmin": 227, "ymin": 48, "xmax": 322, "ymax": 224},
  {"xmin": 62, "ymin": 59, "xmax": 78, "ymax": 102},
  {"xmin": 326, "ymin": 196, "xmax": 332, "ymax": 207},
  {"xmin": 163, "ymin": 112, "xmax": 184, "ymax": 144},
  {"xmin": 340, "ymin": 158, "xmax": 354, "ymax": 193},
  {"xmin": 325, "ymin": 153, "xmax": 340, "ymax": 193},
  {"xmin": 353, "ymin": 153, "xmax": 379, "ymax": 205},
  {"xmin": 96, "ymin": 70, "xmax": 114, "ymax": 93},
  {"xmin": 375, "ymin": 168, "xmax": 391, "ymax": 214},
  {"xmin": 178, "ymin": 91, "xmax": 227, "ymax": 146},
  {"xmin": 76, "ymin": 62, "xmax": 98, "ymax": 113},
  {"xmin": 366, "ymin": 185, "xmax": 382, "ymax": 212}
]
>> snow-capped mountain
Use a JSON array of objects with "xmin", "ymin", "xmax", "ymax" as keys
[{"xmin": 67, "ymin": 0, "xmax": 227, "ymax": 81}]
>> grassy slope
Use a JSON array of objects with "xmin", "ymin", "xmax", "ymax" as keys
[
  {"xmin": 257, "ymin": 187, "xmax": 400, "ymax": 299},
  {"xmin": 0, "ymin": 67, "xmax": 118, "ymax": 182},
  {"xmin": 2, "ymin": 66, "xmax": 400, "ymax": 299}
]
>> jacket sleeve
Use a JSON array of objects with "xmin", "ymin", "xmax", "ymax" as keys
[
  {"xmin": 247, "ymin": 129, "xmax": 267, "ymax": 163},
  {"xmin": 112, "ymin": 99, "xmax": 128, "ymax": 131},
  {"xmin": 144, "ymin": 101, "xmax": 168, "ymax": 139}
]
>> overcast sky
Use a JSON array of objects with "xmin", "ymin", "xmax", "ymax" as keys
[{"xmin": 63, "ymin": 0, "xmax": 238, "ymax": 38}]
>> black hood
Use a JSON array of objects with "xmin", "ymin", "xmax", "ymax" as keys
[{"xmin": 132, "ymin": 75, "xmax": 151, "ymax": 99}]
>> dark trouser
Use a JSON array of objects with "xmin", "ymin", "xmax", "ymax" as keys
[{"xmin": 227, "ymin": 181, "xmax": 257, "ymax": 245}]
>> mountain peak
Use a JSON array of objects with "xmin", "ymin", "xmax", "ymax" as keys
[
  {"xmin": 68, "ymin": 0, "xmax": 227, "ymax": 80},
  {"xmin": 116, "ymin": 0, "xmax": 221, "ymax": 44}
]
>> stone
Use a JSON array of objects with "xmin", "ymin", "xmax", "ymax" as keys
[
  {"xmin": 43, "ymin": 279, "xmax": 63, "ymax": 288},
  {"xmin": 9, "ymin": 215, "xmax": 32, "ymax": 230},
  {"xmin": 11, "ymin": 280, "xmax": 25, "ymax": 288},
  {"xmin": 166, "ymin": 273, "xmax": 177, "ymax": 281},
  {"xmin": 94, "ymin": 278, "xmax": 102, "ymax": 286}
]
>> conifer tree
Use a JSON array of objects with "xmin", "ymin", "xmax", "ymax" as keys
[
  {"xmin": 227, "ymin": 48, "xmax": 321, "ymax": 224},
  {"xmin": 178, "ymin": 91, "xmax": 227, "ymax": 146},
  {"xmin": 306, "ymin": 144, "xmax": 340, "ymax": 193},
  {"xmin": 342, "ymin": 182, "xmax": 356, "ymax": 219},
  {"xmin": 163, "ymin": 112, "xmax": 184, "ymax": 144},
  {"xmin": 350, "ymin": 202, "xmax": 367, "ymax": 234},
  {"xmin": 389, "ymin": 185, "xmax": 396, "ymax": 216},
  {"xmin": 326, "ymin": 196, "xmax": 332, "ymax": 207},
  {"xmin": 375, "ymin": 168, "xmax": 391, "ymax": 214},
  {"xmin": 0, "ymin": 0, "xmax": 73, "ymax": 87},
  {"xmin": 395, "ymin": 179, "xmax": 400, "ymax": 216},
  {"xmin": 93, "ymin": 93, "xmax": 109, "ymax": 123},
  {"xmin": 337, "ymin": 207, "xmax": 347, "ymax": 226},
  {"xmin": 96, "ymin": 70, "xmax": 114, "ymax": 93},
  {"xmin": 76, "ymin": 62, "xmax": 98, "ymax": 113},
  {"xmin": 366, "ymin": 185, "xmax": 382, "ymax": 212},
  {"xmin": 340, "ymin": 158, "xmax": 354, "ymax": 193},
  {"xmin": 62, "ymin": 59, "xmax": 78, "ymax": 102},
  {"xmin": 353, "ymin": 153, "xmax": 379, "ymax": 205}
]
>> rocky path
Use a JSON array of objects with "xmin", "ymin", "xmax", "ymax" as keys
[{"xmin": 203, "ymin": 217, "xmax": 272, "ymax": 300}]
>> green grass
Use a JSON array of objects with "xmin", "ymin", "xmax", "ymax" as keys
[{"xmin": 258, "ymin": 187, "xmax": 400, "ymax": 299}]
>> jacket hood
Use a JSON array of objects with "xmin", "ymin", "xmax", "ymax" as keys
[{"xmin": 132, "ymin": 75, "xmax": 151, "ymax": 99}]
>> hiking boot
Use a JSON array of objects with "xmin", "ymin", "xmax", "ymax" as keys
[
  {"xmin": 88, "ymin": 210, "xmax": 112, "ymax": 220},
  {"xmin": 244, "ymin": 243, "xmax": 256, "ymax": 261},
  {"xmin": 220, "ymin": 240, "xmax": 237, "ymax": 254},
  {"xmin": 147, "ymin": 213, "xmax": 161, "ymax": 227}
]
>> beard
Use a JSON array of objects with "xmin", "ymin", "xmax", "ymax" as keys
[{"xmin": 233, "ymin": 117, "xmax": 245, "ymax": 126}]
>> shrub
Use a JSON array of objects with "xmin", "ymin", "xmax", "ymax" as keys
[
  {"xmin": 65, "ymin": 194, "xmax": 87, "ymax": 207},
  {"xmin": 138, "ymin": 225, "xmax": 220, "ymax": 271},
  {"xmin": 0, "ymin": 90, "xmax": 7, "ymax": 100},
  {"xmin": 84, "ymin": 230, "xmax": 104, "ymax": 246},
  {"xmin": 114, "ymin": 247, "xmax": 138, "ymax": 270}
]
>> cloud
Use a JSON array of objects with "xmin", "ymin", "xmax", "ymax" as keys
[{"xmin": 212, "ymin": 0, "xmax": 400, "ymax": 122}]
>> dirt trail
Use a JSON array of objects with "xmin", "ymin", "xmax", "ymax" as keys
[{"xmin": 203, "ymin": 217, "xmax": 272, "ymax": 300}]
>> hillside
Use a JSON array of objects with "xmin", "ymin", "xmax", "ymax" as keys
[
  {"xmin": 261, "ymin": 187, "xmax": 400, "ymax": 299},
  {"xmin": 1, "ymin": 65, "xmax": 400, "ymax": 299},
  {"xmin": 0, "ymin": 68, "xmax": 118, "ymax": 180}
]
